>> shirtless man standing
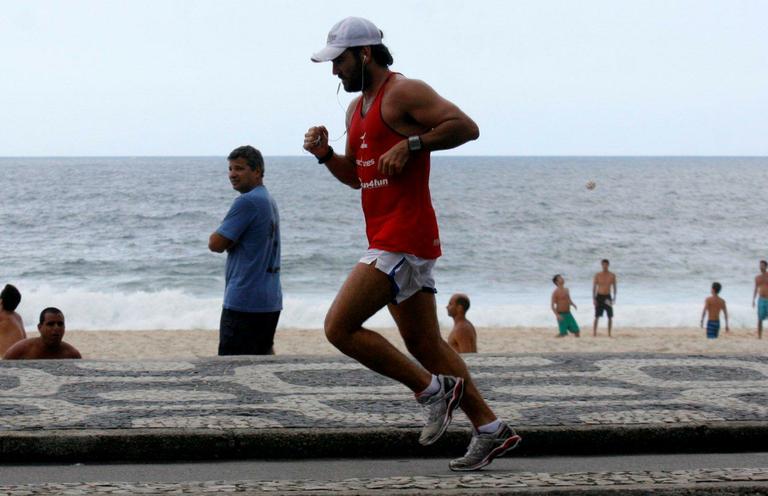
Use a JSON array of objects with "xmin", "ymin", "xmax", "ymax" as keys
[
  {"xmin": 446, "ymin": 294, "xmax": 477, "ymax": 353},
  {"xmin": 592, "ymin": 259, "xmax": 617, "ymax": 337},
  {"xmin": 3, "ymin": 307, "xmax": 81, "ymax": 360},
  {"xmin": 304, "ymin": 17, "xmax": 519, "ymax": 471},
  {"xmin": 753, "ymin": 260, "xmax": 768, "ymax": 339},
  {"xmin": 551, "ymin": 275, "xmax": 579, "ymax": 337},
  {"xmin": 701, "ymin": 282, "xmax": 729, "ymax": 339},
  {"xmin": 0, "ymin": 284, "xmax": 26, "ymax": 356}
]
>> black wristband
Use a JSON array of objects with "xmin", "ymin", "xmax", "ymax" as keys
[{"xmin": 317, "ymin": 146, "xmax": 334, "ymax": 164}]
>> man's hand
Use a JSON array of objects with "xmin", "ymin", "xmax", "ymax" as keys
[
  {"xmin": 593, "ymin": 298, "xmax": 597, "ymax": 307},
  {"xmin": 753, "ymin": 300, "xmax": 757, "ymax": 308},
  {"xmin": 726, "ymin": 325, "xmax": 731, "ymax": 333},
  {"xmin": 700, "ymin": 320, "xmax": 704, "ymax": 328},
  {"xmin": 557, "ymin": 314, "xmax": 563, "ymax": 321},
  {"xmin": 377, "ymin": 139, "xmax": 410, "ymax": 175},
  {"xmin": 304, "ymin": 126, "xmax": 329, "ymax": 159}
]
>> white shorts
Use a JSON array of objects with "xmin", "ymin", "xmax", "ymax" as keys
[{"xmin": 359, "ymin": 249, "xmax": 437, "ymax": 304}]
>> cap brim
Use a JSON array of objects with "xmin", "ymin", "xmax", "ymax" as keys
[{"xmin": 311, "ymin": 45, "xmax": 347, "ymax": 63}]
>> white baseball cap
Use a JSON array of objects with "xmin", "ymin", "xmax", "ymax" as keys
[{"xmin": 311, "ymin": 17, "xmax": 383, "ymax": 63}]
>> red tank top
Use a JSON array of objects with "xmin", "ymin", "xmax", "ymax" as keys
[{"xmin": 348, "ymin": 73, "xmax": 441, "ymax": 259}]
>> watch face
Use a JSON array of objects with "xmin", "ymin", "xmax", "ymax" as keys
[{"xmin": 409, "ymin": 136, "xmax": 422, "ymax": 151}]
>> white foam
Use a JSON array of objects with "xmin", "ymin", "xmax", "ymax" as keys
[{"xmin": 15, "ymin": 285, "xmax": 761, "ymax": 331}]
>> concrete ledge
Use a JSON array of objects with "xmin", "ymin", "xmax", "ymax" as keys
[{"xmin": 0, "ymin": 421, "xmax": 766, "ymax": 462}]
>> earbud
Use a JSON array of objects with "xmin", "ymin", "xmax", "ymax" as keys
[{"xmin": 362, "ymin": 55, "xmax": 367, "ymax": 63}]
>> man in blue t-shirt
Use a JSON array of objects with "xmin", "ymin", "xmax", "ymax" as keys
[{"xmin": 209, "ymin": 145, "xmax": 282, "ymax": 355}]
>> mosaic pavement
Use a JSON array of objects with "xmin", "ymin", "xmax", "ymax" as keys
[
  {"xmin": 0, "ymin": 468, "xmax": 767, "ymax": 494},
  {"xmin": 0, "ymin": 354, "xmax": 766, "ymax": 431}
]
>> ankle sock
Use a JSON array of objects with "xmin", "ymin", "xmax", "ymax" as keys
[
  {"xmin": 418, "ymin": 374, "xmax": 441, "ymax": 397},
  {"xmin": 477, "ymin": 419, "xmax": 502, "ymax": 434}
]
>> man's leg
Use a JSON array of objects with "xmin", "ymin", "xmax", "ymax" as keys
[
  {"xmin": 607, "ymin": 317, "xmax": 613, "ymax": 337},
  {"xmin": 593, "ymin": 317, "xmax": 599, "ymax": 337},
  {"xmin": 388, "ymin": 291, "xmax": 496, "ymax": 427},
  {"xmin": 325, "ymin": 262, "xmax": 431, "ymax": 393}
]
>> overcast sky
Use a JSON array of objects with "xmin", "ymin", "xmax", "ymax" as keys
[{"xmin": 1, "ymin": 0, "xmax": 766, "ymax": 156}]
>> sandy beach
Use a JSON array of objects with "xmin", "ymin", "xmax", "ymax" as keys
[{"xmin": 63, "ymin": 327, "xmax": 768, "ymax": 360}]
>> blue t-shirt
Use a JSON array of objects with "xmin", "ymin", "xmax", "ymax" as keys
[{"xmin": 216, "ymin": 185, "xmax": 282, "ymax": 313}]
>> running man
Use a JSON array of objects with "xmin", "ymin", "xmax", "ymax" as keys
[
  {"xmin": 753, "ymin": 260, "xmax": 768, "ymax": 339},
  {"xmin": 446, "ymin": 293, "xmax": 477, "ymax": 353},
  {"xmin": 592, "ymin": 259, "xmax": 617, "ymax": 337},
  {"xmin": 551, "ymin": 274, "xmax": 580, "ymax": 337},
  {"xmin": 303, "ymin": 17, "xmax": 519, "ymax": 471},
  {"xmin": 701, "ymin": 282, "xmax": 729, "ymax": 339}
]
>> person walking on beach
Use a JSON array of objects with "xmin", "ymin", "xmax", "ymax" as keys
[
  {"xmin": 446, "ymin": 294, "xmax": 477, "ymax": 353},
  {"xmin": 552, "ymin": 275, "xmax": 580, "ymax": 337},
  {"xmin": 303, "ymin": 17, "xmax": 520, "ymax": 471},
  {"xmin": 753, "ymin": 260, "xmax": 768, "ymax": 339},
  {"xmin": 701, "ymin": 282, "xmax": 729, "ymax": 339},
  {"xmin": 4, "ymin": 307, "xmax": 81, "ymax": 360},
  {"xmin": 209, "ymin": 146, "xmax": 282, "ymax": 355},
  {"xmin": 0, "ymin": 284, "xmax": 26, "ymax": 356},
  {"xmin": 592, "ymin": 259, "xmax": 616, "ymax": 337}
]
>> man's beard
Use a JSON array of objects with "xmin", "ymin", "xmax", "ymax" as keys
[{"xmin": 342, "ymin": 55, "xmax": 370, "ymax": 93}]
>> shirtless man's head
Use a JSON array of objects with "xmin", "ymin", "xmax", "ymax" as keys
[
  {"xmin": 553, "ymin": 274, "xmax": 564, "ymax": 287},
  {"xmin": 446, "ymin": 294, "xmax": 470, "ymax": 319},
  {"xmin": 761, "ymin": 260, "xmax": 767, "ymax": 273},
  {"xmin": 0, "ymin": 285, "xmax": 21, "ymax": 313},
  {"xmin": 0, "ymin": 284, "xmax": 26, "ymax": 356},
  {"xmin": 3, "ymin": 307, "xmax": 81, "ymax": 360},
  {"xmin": 712, "ymin": 282, "xmax": 722, "ymax": 295},
  {"xmin": 38, "ymin": 307, "xmax": 66, "ymax": 347},
  {"xmin": 601, "ymin": 259, "xmax": 609, "ymax": 271}
]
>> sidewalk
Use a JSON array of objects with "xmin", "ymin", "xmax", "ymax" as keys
[{"xmin": 0, "ymin": 353, "xmax": 767, "ymax": 461}]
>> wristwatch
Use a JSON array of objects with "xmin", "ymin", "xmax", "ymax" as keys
[{"xmin": 407, "ymin": 135, "xmax": 423, "ymax": 152}]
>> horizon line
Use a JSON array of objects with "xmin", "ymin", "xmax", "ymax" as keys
[{"xmin": 1, "ymin": 154, "xmax": 767, "ymax": 159}]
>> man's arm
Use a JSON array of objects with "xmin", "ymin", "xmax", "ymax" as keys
[
  {"xmin": 754, "ymin": 277, "xmax": 759, "ymax": 307},
  {"xmin": 551, "ymin": 292, "xmax": 561, "ymax": 319},
  {"xmin": 303, "ymin": 99, "xmax": 361, "ymax": 189},
  {"xmin": 454, "ymin": 334, "xmax": 476, "ymax": 353},
  {"xmin": 208, "ymin": 232, "xmax": 233, "ymax": 253},
  {"xmin": 612, "ymin": 275, "xmax": 617, "ymax": 303},
  {"xmin": 567, "ymin": 289, "xmax": 578, "ymax": 311},
  {"xmin": 592, "ymin": 275, "xmax": 598, "ymax": 305},
  {"xmin": 3, "ymin": 340, "xmax": 27, "ymax": 360},
  {"xmin": 63, "ymin": 343, "xmax": 82, "ymax": 359},
  {"xmin": 377, "ymin": 79, "xmax": 479, "ymax": 176},
  {"xmin": 723, "ymin": 301, "xmax": 730, "ymax": 332},
  {"xmin": 700, "ymin": 300, "xmax": 707, "ymax": 327}
]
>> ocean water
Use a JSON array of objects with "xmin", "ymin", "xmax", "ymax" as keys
[{"xmin": 1, "ymin": 156, "xmax": 766, "ymax": 331}]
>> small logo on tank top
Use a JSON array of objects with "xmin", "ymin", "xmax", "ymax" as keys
[{"xmin": 360, "ymin": 132, "xmax": 368, "ymax": 149}]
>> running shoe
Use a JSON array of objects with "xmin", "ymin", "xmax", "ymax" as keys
[
  {"xmin": 449, "ymin": 422, "xmax": 522, "ymax": 471},
  {"xmin": 416, "ymin": 375, "xmax": 464, "ymax": 446}
]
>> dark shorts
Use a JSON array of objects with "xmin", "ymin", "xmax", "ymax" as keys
[
  {"xmin": 706, "ymin": 320, "xmax": 720, "ymax": 339},
  {"xmin": 219, "ymin": 308, "xmax": 280, "ymax": 356},
  {"xmin": 595, "ymin": 294, "xmax": 613, "ymax": 318}
]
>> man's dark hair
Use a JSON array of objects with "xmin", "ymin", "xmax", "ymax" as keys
[
  {"xmin": 0, "ymin": 284, "xmax": 21, "ymax": 312},
  {"xmin": 456, "ymin": 295, "xmax": 471, "ymax": 312},
  {"xmin": 712, "ymin": 282, "xmax": 722, "ymax": 294},
  {"xmin": 39, "ymin": 307, "xmax": 63, "ymax": 325},
  {"xmin": 552, "ymin": 274, "xmax": 561, "ymax": 285},
  {"xmin": 351, "ymin": 43, "xmax": 393, "ymax": 67},
  {"xmin": 761, "ymin": 260, "xmax": 767, "ymax": 267},
  {"xmin": 228, "ymin": 145, "xmax": 264, "ymax": 173},
  {"xmin": 601, "ymin": 259, "xmax": 610, "ymax": 265}
]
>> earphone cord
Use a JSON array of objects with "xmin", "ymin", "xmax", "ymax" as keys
[{"xmin": 312, "ymin": 54, "xmax": 366, "ymax": 147}]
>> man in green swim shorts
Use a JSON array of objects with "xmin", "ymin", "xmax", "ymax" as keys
[{"xmin": 551, "ymin": 274, "xmax": 580, "ymax": 337}]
